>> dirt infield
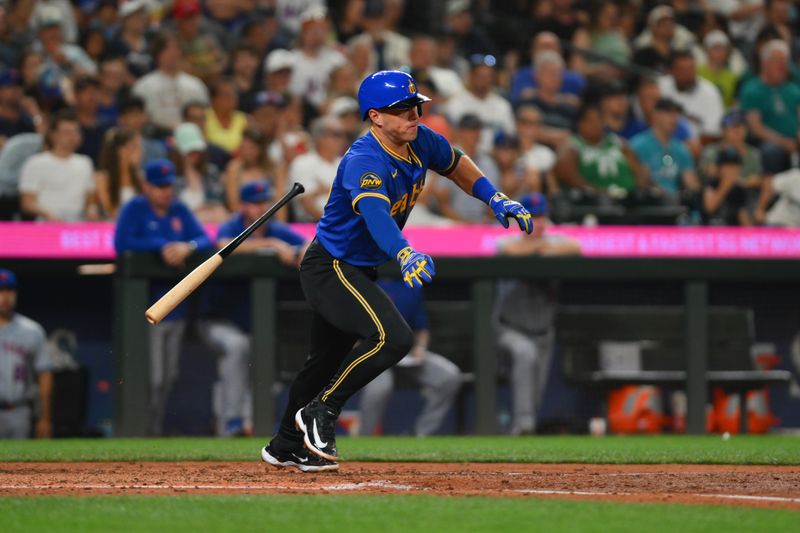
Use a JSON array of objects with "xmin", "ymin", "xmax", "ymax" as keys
[{"xmin": 1, "ymin": 462, "xmax": 799, "ymax": 509}]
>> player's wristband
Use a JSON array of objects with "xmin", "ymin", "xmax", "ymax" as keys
[{"xmin": 472, "ymin": 177, "xmax": 500, "ymax": 205}]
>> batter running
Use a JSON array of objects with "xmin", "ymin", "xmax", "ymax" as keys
[{"xmin": 262, "ymin": 70, "xmax": 532, "ymax": 472}]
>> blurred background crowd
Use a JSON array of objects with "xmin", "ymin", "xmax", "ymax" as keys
[{"xmin": 2, "ymin": 0, "xmax": 800, "ymax": 228}]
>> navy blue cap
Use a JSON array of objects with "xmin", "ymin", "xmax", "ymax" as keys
[
  {"xmin": 240, "ymin": 180, "xmax": 272, "ymax": 203},
  {"xmin": 144, "ymin": 159, "xmax": 177, "ymax": 186},
  {"xmin": 0, "ymin": 268, "xmax": 16, "ymax": 290},
  {"xmin": 721, "ymin": 109, "xmax": 744, "ymax": 129},
  {"xmin": 0, "ymin": 69, "xmax": 20, "ymax": 87},
  {"xmin": 519, "ymin": 192, "xmax": 549, "ymax": 216}
]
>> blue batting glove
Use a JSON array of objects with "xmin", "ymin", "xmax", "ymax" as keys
[
  {"xmin": 489, "ymin": 192, "xmax": 533, "ymax": 234},
  {"xmin": 397, "ymin": 246, "xmax": 436, "ymax": 288}
]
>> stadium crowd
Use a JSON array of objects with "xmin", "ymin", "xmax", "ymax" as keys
[{"xmin": 0, "ymin": 0, "xmax": 799, "ymax": 227}]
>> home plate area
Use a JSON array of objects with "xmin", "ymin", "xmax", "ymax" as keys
[{"xmin": 1, "ymin": 462, "xmax": 799, "ymax": 509}]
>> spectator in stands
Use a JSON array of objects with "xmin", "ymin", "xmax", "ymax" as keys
[
  {"xmin": 0, "ymin": 69, "xmax": 40, "ymax": 149},
  {"xmin": 712, "ymin": 0, "xmax": 765, "ymax": 51},
  {"xmin": 703, "ymin": 146, "xmax": 751, "ymax": 225},
  {"xmin": 443, "ymin": 0, "xmax": 496, "ymax": 58},
  {"xmin": 445, "ymin": 53, "xmax": 514, "ymax": 155},
  {"xmin": 359, "ymin": 280, "xmax": 461, "ymax": 437},
  {"xmin": 631, "ymin": 97, "xmax": 700, "ymax": 199},
  {"xmin": 515, "ymin": 105, "xmax": 556, "ymax": 180},
  {"xmin": 33, "ymin": 4, "xmax": 96, "ymax": 78},
  {"xmin": 18, "ymin": 50, "xmax": 43, "ymax": 100},
  {"xmin": 95, "ymin": 127, "xmax": 143, "ymax": 219},
  {"xmin": 289, "ymin": 115, "xmax": 346, "ymax": 222},
  {"xmin": 632, "ymin": 5, "xmax": 691, "ymax": 75},
  {"xmin": 527, "ymin": 0, "xmax": 585, "ymax": 68},
  {"xmin": 359, "ymin": 0, "xmax": 410, "ymax": 71},
  {"xmin": 172, "ymin": 122, "xmax": 226, "ymax": 222},
  {"xmin": 74, "ymin": 76, "xmax": 113, "ymax": 166},
  {"xmin": 326, "ymin": 61, "xmax": 359, "ymax": 102},
  {"xmin": 517, "ymin": 51, "xmax": 579, "ymax": 149},
  {"xmin": 572, "ymin": 0, "xmax": 630, "ymax": 79},
  {"xmin": 19, "ymin": 110, "xmax": 97, "ymax": 221},
  {"xmin": 696, "ymin": 30, "xmax": 740, "ymax": 108},
  {"xmin": 114, "ymin": 159, "xmax": 213, "ymax": 436},
  {"xmin": 108, "ymin": 0, "xmax": 152, "ymax": 79},
  {"xmin": 494, "ymin": 193, "xmax": 581, "ymax": 435},
  {"xmin": 205, "ymin": 79, "xmax": 248, "ymax": 156},
  {"xmin": 222, "ymin": 128, "xmax": 279, "ymax": 212},
  {"xmin": 230, "ymin": 44, "xmax": 261, "ymax": 114},
  {"xmin": 326, "ymin": 95, "xmax": 363, "ymax": 143},
  {"xmin": 658, "ymin": 50, "xmax": 724, "ymax": 139},
  {"xmin": 132, "ymin": 32, "xmax": 209, "ymax": 132},
  {"xmin": 117, "ymin": 96, "xmax": 168, "ymax": 165},
  {"xmin": 408, "ymin": 34, "xmax": 464, "ymax": 101},
  {"xmin": 433, "ymin": 114, "xmax": 498, "ymax": 223},
  {"xmin": 333, "ymin": 0, "xmax": 365, "ymax": 44},
  {"xmin": 237, "ymin": 10, "xmax": 291, "ymax": 76},
  {"xmin": 763, "ymin": 0, "xmax": 798, "ymax": 58},
  {"xmin": 34, "ymin": 0, "xmax": 78, "ymax": 44},
  {"xmin": 741, "ymin": 39, "xmax": 800, "ymax": 174},
  {"xmin": 699, "ymin": 109, "xmax": 766, "ymax": 219},
  {"xmin": 289, "ymin": 6, "xmax": 347, "ymax": 109},
  {"xmin": 0, "ymin": 268, "xmax": 53, "ymax": 439},
  {"xmin": 173, "ymin": 0, "xmax": 227, "ymax": 84},
  {"xmin": 510, "ymin": 32, "xmax": 585, "ymax": 107},
  {"xmin": 96, "ymin": 56, "xmax": 130, "ymax": 125},
  {"xmin": 1, "ymin": 2, "xmax": 35, "ymax": 69},
  {"xmin": 555, "ymin": 103, "xmax": 644, "ymax": 197},
  {"xmin": 493, "ymin": 132, "xmax": 534, "ymax": 200},
  {"xmin": 80, "ymin": 25, "xmax": 108, "ymax": 65},
  {"xmin": 180, "ymin": 100, "xmax": 231, "ymax": 171},
  {"xmin": 600, "ymin": 79, "xmax": 633, "ymax": 138},
  {"xmin": 764, "ymin": 166, "xmax": 800, "ymax": 226},
  {"xmin": 205, "ymin": 180, "xmax": 308, "ymax": 436},
  {"xmin": 262, "ymin": 48, "xmax": 294, "ymax": 95},
  {"xmin": 0, "ymin": 130, "xmax": 43, "ymax": 220}
]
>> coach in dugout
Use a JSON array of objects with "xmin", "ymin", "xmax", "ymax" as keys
[
  {"xmin": 114, "ymin": 159, "xmax": 213, "ymax": 436},
  {"xmin": 200, "ymin": 180, "xmax": 307, "ymax": 436},
  {"xmin": 0, "ymin": 269, "xmax": 53, "ymax": 439}
]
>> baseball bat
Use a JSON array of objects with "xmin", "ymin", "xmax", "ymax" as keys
[{"xmin": 144, "ymin": 182, "xmax": 305, "ymax": 325}]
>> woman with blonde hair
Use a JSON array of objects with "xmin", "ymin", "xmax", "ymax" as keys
[{"xmin": 95, "ymin": 127, "xmax": 143, "ymax": 218}]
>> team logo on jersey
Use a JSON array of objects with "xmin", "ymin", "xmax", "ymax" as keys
[
  {"xmin": 408, "ymin": 80, "xmax": 416, "ymax": 94},
  {"xmin": 359, "ymin": 172, "xmax": 383, "ymax": 189}
]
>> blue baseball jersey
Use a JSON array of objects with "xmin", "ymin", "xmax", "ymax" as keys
[
  {"xmin": 217, "ymin": 214, "xmax": 306, "ymax": 247},
  {"xmin": 316, "ymin": 123, "xmax": 458, "ymax": 266}
]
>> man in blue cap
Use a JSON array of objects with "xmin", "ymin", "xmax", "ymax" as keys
[
  {"xmin": 0, "ymin": 269, "xmax": 53, "ymax": 439},
  {"xmin": 115, "ymin": 158, "xmax": 213, "ymax": 435},
  {"xmin": 494, "ymin": 193, "xmax": 581, "ymax": 435},
  {"xmin": 201, "ymin": 180, "xmax": 307, "ymax": 440},
  {"xmin": 262, "ymin": 70, "xmax": 532, "ymax": 469}
]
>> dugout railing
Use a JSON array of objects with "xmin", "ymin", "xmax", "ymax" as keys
[{"xmin": 114, "ymin": 252, "xmax": 800, "ymax": 437}]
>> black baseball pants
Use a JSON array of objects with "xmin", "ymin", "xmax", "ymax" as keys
[{"xmin": 274, "ymin": 239, "xmax": 413, "ymax": 447}]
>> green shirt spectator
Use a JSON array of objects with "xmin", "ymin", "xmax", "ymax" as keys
[
  {"xmin": 740, "ymin": 76, "xmax": 800, "ymax": 139},
  {"xmin": 631, "ymin": 130, "xmax": 694, "ymax": 193}
]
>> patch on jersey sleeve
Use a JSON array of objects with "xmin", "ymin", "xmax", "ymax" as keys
[{"xmin": 359, "ymin": 172, "xmax": 383, "ymax": 190}]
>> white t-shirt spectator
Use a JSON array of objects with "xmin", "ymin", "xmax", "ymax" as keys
[
  {"xmin": 658, "ymin": 76, "xmax": 724, "ymax": 137},
  {"xmin": 19, "ymin": 151, "xmax": 94, "ymax": 221},
  {"xmin": 289, "ymin": 48, "xmax": 347, "ymax": 108},
  {"xmin": 708, "ymin": 0, "xmax": 764, "ymax": 44},
  {"xmin": 523, "ymin": 144, "xmax": 556, "ymax": 174},
  {"xmin": 289, "ymin": 151, "xmax": 341, "ymax": 221},
  {"xmin": 132, "ymin": 71, "xmax": 209, "ymax": 130},
  {"xmin": 445, "ymin": 91, "xmax": 516, "ymax": 154},
  {"xmin": 766, "ymin": 169, "xmax": 800, "ymax": 227}
]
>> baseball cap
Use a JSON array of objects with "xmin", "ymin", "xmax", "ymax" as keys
[
  {"xmin": 174, "ymin": 0, "xmax": 201, "ymax": 19},
  {"xmin": 519, "ymin": 193, "xmax": 549, "ymax": 217},
  {"xmin": 264, "ymin": 49, "xmax": 295, "ymax": 74},
  {"xmin": 145, "ymin": 159, "xmax": 177, "ymax": 186},
  {"xmin": 0, "ymin": 269, "xmax": 16, "ymax": 290},
  {"xmin": 253, "ymin": 90, "xmax": 286, "ymax": 109},
  {"xmin": 457, "ymin": 114, "xmax": 483, "ymax": 130},
  {"xmin": 601, "ymin": 79, "xmax": 628, "ymax": 97},
  {"xmin": 704, "ymin": 30, "xmax": 730, "ymax": 49},
  {"xmin": 35, "ymin": 5, "xmax": 62, "ymax": 28},
  {"xmin": 119, "ymin": 0, "xmax": 148, "ymax": 18},
  {"xmin": 721, "ymin": 109, "xmax": 744, "ymax": 129},
  {"xmin": 300, "ymin": 5, "xmax": 328, "ymax": 27},
  {"xmin": 493, "ymin": 131, "xmax": 519, "ymax": 149},
  {"xmin": 446, "ymin": 0, "xmax": 470, "ymax": 16},
  {"xmin": 0, "ymin": 69, "xmax": 20, "ymax": 87},
  {"xmin": 329, "ymin": 96, "xmax": 360, "ymax": 117},
  {"xmin": 716, "ymin": 146, "xmax": 742, "ymax": 166},
  {"xmin": 240, "ymin": 180, "xmax": 272, "ymax": 203},
  {"xmin": 173, "ymin": 123, "xmax": 207, "ymax": 155},
  {"xmin": 654, "ymin": 97, "xmax": 682, "ymax": 112},
  {"xmin": 647, "ymin": 5, "xmax": 675, "ymax": 27}
]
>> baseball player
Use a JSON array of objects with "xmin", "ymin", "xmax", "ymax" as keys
[
  {"xmin": 359, "ymin": 280, "xmax": 461, "ymax": 437},
  {"xmin": 203, "ymin": 180, "xmax": 307, "ymax": 436},
  {"xmin": 114, "ymin": 159, "xmax": 213, "ymax": 436},
  {"xmin": 0, "ymin": 269, "xmax": 54, "ymax": 439},
  {"xmin": 261, "ymin": 70, "xmax": 532, "ymax": 471},
  {"xmin": 494, "ymin": 193, "xmax": 581, "ymax": 435}
]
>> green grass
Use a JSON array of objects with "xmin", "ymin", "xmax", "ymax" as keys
[
  {"xmin": 1, "ymin": 495, "xmax": 797, "ymax": 532},
  {"xmin": 1, "ymin": 435, "xmax": 798, "ymax": 464}
]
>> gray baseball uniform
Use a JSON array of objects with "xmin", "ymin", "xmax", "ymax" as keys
[{"xmin": 0, "ymin": 313, "xmax": 52, "ymax": 439}]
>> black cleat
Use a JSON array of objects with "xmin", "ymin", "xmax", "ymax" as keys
[
  {"xmin": 295, "ymin": 400, "xmax": 338, "ymax": 461},
  {"xmin": 261, "ymin": 444, "xmax": 339, "ymax": 472}
]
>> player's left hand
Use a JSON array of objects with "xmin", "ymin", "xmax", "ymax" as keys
[{"xmin": 489, "ymin": 193, "xmax": 533, "ymax": 234}]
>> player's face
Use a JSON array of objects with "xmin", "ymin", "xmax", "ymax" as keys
[
  {"xmin": 144, "ymin": 183, "xmax": 174, "ymax": 210},
  {"xmin": 0, "ymin": 288, "xmax": 16, "ymax": 317},
  {"xmin": 377, "ymin": 106, "xmax": 421, "ymax": 143}
]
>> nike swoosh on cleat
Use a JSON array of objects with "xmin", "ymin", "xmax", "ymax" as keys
[
  {"xmin": 312, "ymin": 419, "xmax": 328, "ymax": 448},
  {"xmin": 291, "ymin": 454, "xmax": 309, "ymax": 463}
]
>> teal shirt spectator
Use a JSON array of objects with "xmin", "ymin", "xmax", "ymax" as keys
[
  {"xmin": 740, "ymin": 78, "xmax": 800, "ymax": 139},
  {"xmin": 630, "ymin": 130, "xmax": 694, "ymax": 193}
]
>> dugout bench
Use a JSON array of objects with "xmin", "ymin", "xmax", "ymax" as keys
[
  {"xmin": 558, "ymin": 306, "xmax": 793, "ymax": 433},
  {"xmin": 115, "ymin": 252, "xmax": 800, "ymax": 437}
]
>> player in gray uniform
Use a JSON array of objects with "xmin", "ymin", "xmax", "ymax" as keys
[
  {"xmin": 494, "ymin": 194, "xmax": 581, "ymax": 435},
  {"xmin": 0, "ymin": 269, "xmax": 53, "ymax": 439}
]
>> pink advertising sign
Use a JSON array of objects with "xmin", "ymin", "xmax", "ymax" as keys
[{"xmin": 2, "ymin": 222, "xmax": 800, "ymax": 259}]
